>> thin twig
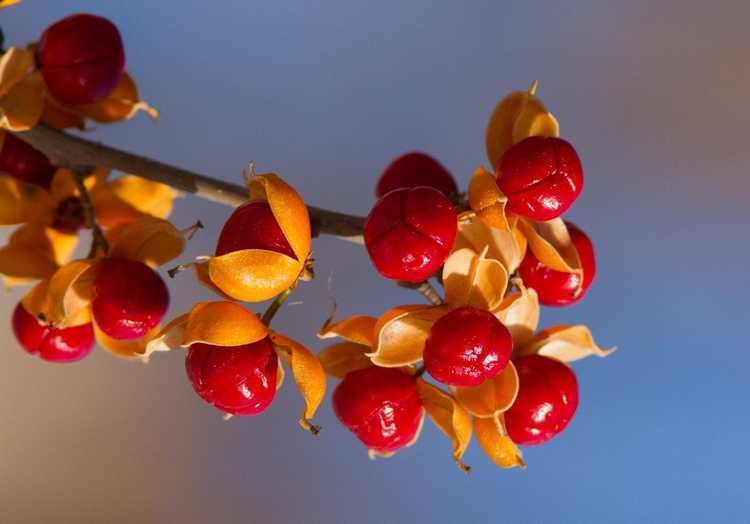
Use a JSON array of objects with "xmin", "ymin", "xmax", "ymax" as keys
[
  {"xmin": 72, "ymin": 166, "xmax": 109, "ymax": 258},
  {"xmin": 261, "ymin": 287, "xmax": 294, "ymax": 326},
  {"xmin": 398, "ymin": 280, "xmax": 444, "ymax": 306},
  {"xmin": 13, "ymin": 125, "xmax": 365, "ymax": 243}
]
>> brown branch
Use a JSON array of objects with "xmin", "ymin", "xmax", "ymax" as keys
[{"xmin": 13, "ymin": 125, "xmax": 365, "ymax": 243}]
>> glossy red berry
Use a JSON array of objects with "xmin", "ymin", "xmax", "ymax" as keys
[
  {"xmin": 364, "ymin": 186, "xmax": 457, "ymax": 282},
  {"xmin": 186, "ymin": 337, "xmax": 278, "ymax": 416},
  {"xmin": 0, "ymin": 133, "xmax": 57, "ymax": 189},
  {"xmin": 12, "ymin": 302, "xmax": 94, "ymax": 363},
  {"xmin": 505, "ymin": 355, "xmax": 579, "ymax": 446},
  {"xmin": 215, "ymin": 200, "xmax": 295, "ymax": 259},
  {"xmin": 423, "ymin": 307, "xmax": 513, "ymax": 387},
  {"xmin": 376, "ymin": 152, "xmax": 458, "ymax": 199},
  {"xmin": 333, "ymin": 367, "xmax": 423, "ymax": 453},
  {"xmin": 518, "ymin": 222, "xmax": 596, "ymax": 307},
  {"xmin": 38, "ymin": 13, "xmax": 126, "ymax": 105},
  {"xmin": 92, "ymin": 258, "xmax": 169, "ymax": 340},
  {"xmin": 496, "ymin": 136, "xmax": 583, "ymax": 221}
]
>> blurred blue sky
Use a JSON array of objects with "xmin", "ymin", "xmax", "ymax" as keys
[{"xmin": 1, "ymin": 1, "xmax": 749, "ymax": 522}]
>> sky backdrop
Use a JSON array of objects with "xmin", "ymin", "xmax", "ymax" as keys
[{"xmin": 1, "ymin": 1, "xmax": 749, "ymax": 522}]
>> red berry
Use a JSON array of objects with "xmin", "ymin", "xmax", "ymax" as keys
[
  {"xmin": 333, "ymin": 367, "xmax": 423, "ymax": 453},
  {"xmin": 0, "ymin": 133, "xmax": 57, "ymax": 189},
  {"xmin": 186, "ymin": 337, "xmax": 278, "ymax": 416},
  {"xmin": 505, "ymin": 355, "xmax": 579, "ymax": 446},
  {"xmin": 51, "ymin": 196, "xmax": 85, "ymax": 233},
  {"xmin": 12, "ymin": 302, "xmax": 94, "ymax": 363},
  {"xmin": 376, "ymin": 152, "xmax": 458, "ymax": 199},
  {"xmin": 496, "ymin": 136, "xmax": 583, "ymax": 221},
  {"xmin": 423, "ymin": 307, "xmax": 513, "ymax": 387},
  {"xmin": 92, "ymin": 258, "xmax": 169, "ymax": 340},
  {"xmin": 364, "ymin": 187, "xmax": 457, "ymax": 282},
  {"xmin": 215, "ymin": 200, "xmax": 295, "ymax": 259},
  {"xmin": 518, "ymin": 222, "xmax": 596, "ymax": 307},
  {"xmin": 38, "ymin": 13, "xmax": 126, "ymax": 105}
]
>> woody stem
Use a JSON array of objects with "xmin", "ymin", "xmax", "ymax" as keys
[
  {"xmin": 72, "ymin": 166, "xmax": 109, "ymax": 258},
  {"xmin": 14, "ymin": 125, "xmax": 366, "ymax": 243},
  {"xmin": 398, "ymin": 280, "xmax": 444, "ymax": 306}
]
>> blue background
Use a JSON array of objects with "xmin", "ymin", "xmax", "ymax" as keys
[{"xmin": 1, "ymin": 1, "xmax": 748, "ymax": 522}]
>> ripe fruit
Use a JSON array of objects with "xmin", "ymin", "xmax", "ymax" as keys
[
  {"xmin": 364, "ymin": 186, "xmax": 457, "ymax": 282},
  {"xmin": 376, "ymin": 152, "xmax": 458, "ymax": 199},
  {"xmin": 0, "ymin": 133, "xmax": 57, "ymax": 189},
  {"xmin": 333, "ymin": 367, "xmax": 423, "ymax": 453},
  {"xmin": 12, "ymin": 302, "xmax": 94, "ymax": 363},
  {"xmin": 38, "ymin": 14, "xmax": 126, "ymax": 105},
  {"xmin": 186, "ymin": 337, "xmax": 278, "ymax": 416},
  {"xmin": 518, "ymin": 222, "xmax": 596, "ymax": 307},
  {"xmin": 215, "ymin": 200, "xmax": 295, "ymax": 259},
  {"xmin": 496, "ymin": 136, "xmax": 583, "ymax": 221},
  {"xmin": 51, "ymin": 196, "xmax": 85, "ymax": 233},
  {"xmin": 423, "ymin": 307, "xmax": 513, "ymax": 387},
  {"xmin": 505, "ymin": 355, "xmax": 579, "ymax": 446},
  {"xmin": 92, "ymin": 258, "xmax": 169, "ymax": 340}
]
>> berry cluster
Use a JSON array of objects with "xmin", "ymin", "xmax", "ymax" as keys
[
  {"xmin": 1, "ymin": 4, "xmax": 614, "ymax": 475},
  {"xmin": 322, "ymin": 81, "xmax": 613, "ymax": 469}
]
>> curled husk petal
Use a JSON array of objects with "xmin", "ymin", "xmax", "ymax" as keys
[
  {"xmin": 247, "ymin": 173, "xmax": 311, "ymax": 263},
  {"xmin": 0, "ymin": 224, "xmax": 77, "ymax": 285},
  {"xmin": 519, "ymin": 325, "xmax": 616, "ymax": 362},
  {"xmin": 493, "ymin": 287, "xmax": 540, "ymax": 348},
  {"xmin": 518, "ymin": 217, "xmax": 582, "ymax": 278},
  {"xmin": 443, "ymin": 246, "xmax": 508, "ymax": 311},
  {"xmin": 95, "ymin": 322, "xmax": 161, "ymax": 360},
  {"xmin": 206, "ymin": 249, "xmax": 302, "ymax": 302},
  {"xmin": 146, "ymin": 301, "xmax": 268, "ymax": 357},
  {"xmin": 318, "ymin": 342, "xmax": 373, "ymax": 379},
  {"xmin": 270, "ymin": 332, "xmax": 327, "ymax": 434},
  {"xmin": 453, "ymin": 216, "xmax": 524, "ymax": 274},
  {"xmin": 43, "ymin": 259, "xmax": 99, "ymax": 328},
  {"xmin": 92, "ymin": 175, "xmax": 177, "ymax": 229},
  {"xmin": 108, "ymin": 217, "xmax": 185, "ymax": 268},
  {"xmin": 416, "ymin": 379, "xmax": 472, "ymax": 472},
  {"xmin": 468, "ymin": 166, "xmax": 509, "ymax": 230},
  {"xmin": 75, "ymin": 72, "xmax": 159, "ymax": 123},
  {"xmin": 0, "ymin": 1, "xmax": 22, "ymax": 8},
  {"xmin": 453, "ymin": 361, "xmax": 519, "ymax": 418},
  {"xmin": 0, "ymin": 174, "xmax": 54, "ymax": 225},
  {"xmin": 0, "ymin": 49, "xmax": 44, "ymax": 131},
  {"xmin": 368, "ymin": 305, "xmax": 450, "ymax": 367},
  {"xmin": 485, "ymin": 81, "xmax": 559, "ymax": 170},
  {"xmin": 474, "ymin": 414, "xmax": 525, "ymax": 469},
  {"xmin": 318, "ymin": 314, "xmax": 377, "ymax": 347}
]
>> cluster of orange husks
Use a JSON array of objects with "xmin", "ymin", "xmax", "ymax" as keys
[{"xmin": 1, "ymin": 3, "xmax": 614, "ymax": 472}]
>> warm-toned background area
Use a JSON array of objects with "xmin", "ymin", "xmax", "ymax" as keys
[{"xmin": 2, "ymin": 1, "xmax": 748, "ymax": 522}]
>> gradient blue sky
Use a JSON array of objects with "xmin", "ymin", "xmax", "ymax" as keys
[{"xmin": 1, "ymin": 1, "xmax": 748, "ymax": 522}]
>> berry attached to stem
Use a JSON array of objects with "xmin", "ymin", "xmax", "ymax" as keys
[
  {"xmin": 12, "ymin": 303, "xmax": 94, "ymax": 363},
  {"xmin": 186, "ymin": 337, "xmax": 278, "ymax": 416},
  {"xmin": 504, "ymin": 355, "xmax": 579, "ymax": 446},
  {"xmin": 364, "ymin": 186, "xmax": 457, "ymax": 282},
  {"xmin": 38, "ymin": 13, "xmax": 126, "ymax": 105},
  {"xmin": 0, "ymin": 133, "xmax": 57, "ymax": 189},
  {"xmin": 92, "ymin": 258, "xmax": 169, "ymax": 340},
  {"xmin": 496, "ymin": 136, "xmax": 583, "ymax": 221},
  {"xmin": 423, "ymin": 307, "xmax": 513, "ymax": 387},
  {"xmin": 376, "ymin": 152, "xmax": 458, "ymax": 199},
  {"xmin": 215, "ymin": 200, "xmax": 295, "ymax": 259},
  {"xmin": 518, "ymin": 222, "xmax": 596, "ymax": 307},
  {"xmin": 333, "ymin": 367, "xmax": 423, "ymax": 453}
]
